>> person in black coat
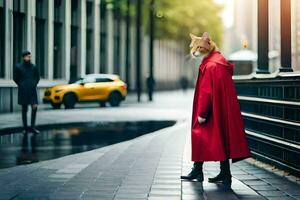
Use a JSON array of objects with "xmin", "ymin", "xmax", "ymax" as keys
[{"xmin": 13, "ymin": 51, "xmax": 40, "ymax": 134}]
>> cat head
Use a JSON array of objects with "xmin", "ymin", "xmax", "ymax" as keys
[{"xmin": 189, "ymin": 32, "xmax": 218, "ymax": 57}]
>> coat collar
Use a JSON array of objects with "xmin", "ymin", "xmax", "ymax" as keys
[
  {"xmin": 202, "ymin": 51, "xmax": 221, "ymax": 64},
  {"xmin": 199, "ymin": 51, "xmax": 234, "ymax": 76},
  {"xmin": 199, "ymin": 51, "xmax": 220, "ymax": 74}
]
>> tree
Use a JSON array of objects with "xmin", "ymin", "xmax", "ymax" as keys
[
  {"xmin": 110, "ymin": 0, "xmax": 223, "ymax": 52},
  {"xmin": 154, "ymin": 0, "xmax": 223, "ymax": 51}
]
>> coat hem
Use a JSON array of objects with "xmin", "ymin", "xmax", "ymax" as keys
[{"xmin": 192, "ymin": 155, "xmax": 251, "ymax": 163}]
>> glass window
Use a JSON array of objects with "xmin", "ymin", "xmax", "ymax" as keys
[
  {"xmin": 70, "ymin": 0, "xmax": 79, "ymax": 83},
  {"xmin": 71, "ymin": 0, "xmax": 78, "ymax": 26},
  {"xmin": 0, "ymin": 5, "xmax": 4, "ymax": 78},
  {"xmin": 13, "ymin": 0, "xmax": 26, "ymax": 68},
  {"xmin": 100, "ymin": 2, "xmax": 107, "ymax": 73},
  {"xmin": 54, "ymin": 0, "xmax": 62, "ymax": 22},
  {"xmin": 86, "ymin": 1, "xmax": 93, "ymax": 74},
  {"xmin": 84, "ymin": 76, "xmax": 95, "ymax": 83},
  {"xmin": 36, "ymin": 0, "xmax": 45, "ymax": 18},
  {"xmin": 53, "ymin": 22, "xmax": 62, "ymax": 79},
  {"xmin": 36, "ymin": 0, "xmax": 46, "ymax": 78},
  {"xmin": 53, "ymin": 0, "xmax": 63, "ymax": 79},
  {"xmin": 74, "ymin": 77, "xmax": 83, "ymax": 84},
  {"xmin": 95, "ymin": 78, "xmax": 113, "ymax": 83},
  {"xmin": 113, "ymin": 5, "xmax": 121, "ymax": 74}
]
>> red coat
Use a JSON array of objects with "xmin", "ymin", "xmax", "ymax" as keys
[{"xmin": 191, "ymin": 51, "xmax": 251, "ymax": 163}]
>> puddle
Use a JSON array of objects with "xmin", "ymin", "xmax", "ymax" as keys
[{"xmin": 0, "ymin": 121, "xmax": 176, "ymax": 169}]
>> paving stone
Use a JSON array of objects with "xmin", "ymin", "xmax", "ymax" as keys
[
  {"xmin": 233, "ymin": 174, "xmax": 259, "ymax": 180},
  {"xmin": 242, "ymin": 180, "xmax": 270, "ymax": 186},
  {"xmin": 182, "ymin": 194, "xmax": 205, "ymax": 200},
  {"xmin": 292, "ymin": 196, "xmax": 300, "ymax": 200},
  {"xmin": 148, "ymin": 197, "xmax": 180, "ymax": 200},
  {"xmin": 114, "ymin": 193, "xmax": 148, "ymax": 199},
  {"xmin": 266, "ymin": 197, "xmax": 296, "ymax": 200},
  {"xmin": 257, "ymin": 190, "xmax": 288, "ymax": 197},
  {"xmin": 249, "ymin": 185, "xmax": 279, "ymax": 191},
  {"xmin": 151, "ymin": 184, "xmax": 181, "ymax": 190}
]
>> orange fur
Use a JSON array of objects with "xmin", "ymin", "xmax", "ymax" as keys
[{"xmin": 189, "ymin": 32, "xmax": 218, "ymax": 57}]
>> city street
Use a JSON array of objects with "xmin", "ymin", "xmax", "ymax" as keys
[
  {"xmin": 0, "ymin": 0, "xmax": 300, "ymax": 199},
  {"xmin": 0, "ymin": 90, "xmax": 299, "ymax": 200}
]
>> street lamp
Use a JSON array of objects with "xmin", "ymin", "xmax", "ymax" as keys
[
  {"xmin": 136, "ymin": 0, "xmax": 142, "ymax": 102},
  {"xmin": 148, "ymin": 0, "xmax": 155, "ymax": 101}
]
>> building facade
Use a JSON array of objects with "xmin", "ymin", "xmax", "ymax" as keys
[
  {"xmin": 227, "ymin": 0, "xmax": 300, "ymax": 73},
  {"xmin": 0, "ymin": 0, "xmax": 188, "ymax": 113}
]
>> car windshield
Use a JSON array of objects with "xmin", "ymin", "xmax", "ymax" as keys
[
  {"xmin": 74, "ymin": 78, "xmax": 84, "ymax": 84},
  {"xmin": 74, "ymin": 76, "xmax": 96, "ymax": 84}
]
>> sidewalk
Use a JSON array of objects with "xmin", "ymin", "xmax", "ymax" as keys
[{"xmin": 0, "ymin": 90, "xmax": 299, "ymax": 200}]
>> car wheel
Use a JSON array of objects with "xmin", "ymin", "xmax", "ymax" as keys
[
  {"xmin": 108, "ymin": 91, "xmax": 121, "ymax": 107},
  {"xmin": 99, "ymin": 101, "xmax": 106, "ymax": 107},
  {"xmin": 51, "ymin": 103, "xmax": 61, "ymax": 109},
  {"xmin": 63, "ymin": 93, "xmax": 77, "ymax": 109}
]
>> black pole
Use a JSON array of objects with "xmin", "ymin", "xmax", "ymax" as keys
[
  {"xmin": 114, "ymin": 1, "xmax": 121, "ymax": 74},
  {"xmin": 148, "ymin": 0, "xmax": 155, "ymax": 101},
  {"xmin": 135, "ymin": 0, "xmax": 142, "ymax": 102},
  {"xmin": 279, "ymin": 0, "xmax": 292, "ymax": 72},
  {"xmin": 256, "ymin": 0, "xmax": 269, "ymax": 74},
  {"xmin": 125, "ymin": 0, "xmax": 131, "ymax": 89}
]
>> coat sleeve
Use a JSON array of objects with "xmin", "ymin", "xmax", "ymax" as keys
[
  {"xmin": 13, "ymin": 65, "xmax": 20, "ymax": 85},
  {"xmin": 34, "ymin": 66, "xmax": 40, "ymax": 85},
  {"xmin": 198, "ymin": 64, "xmax": 213, "ymax": 119}
]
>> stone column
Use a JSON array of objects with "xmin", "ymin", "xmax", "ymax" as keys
[
  {"xmin": 25, "ymin": 0, "xmax": 35, "ymax": 62},
  {"xmin": 256, "ymin": 0, "xmax": 269, "ymax": 74},
  {"xmin": 46, "ymin": 0, "xmax": 54, "ymax": 80},
  {"xmin": 279, "ymin": 0, "xmax": 292, "ymax": 72},
  {"xmin": 63, "ymin": 0, "xmax": 71, "ymax": 80},
  {"xmin": 4, "ymin": 0, "xmax": 13, "ymax": 78},
  {"xmin": 106, "ymin": 3, "xmax": 114, "ymax": 74},
  {"xmin": 93, "ymin": 0, "xmax": 100, "ymax": 73},
  {"xmin": 78, "ymin": 0, "xmax": 87, "ymax": 77},
  {"xmin": 107, "ymin": 7, "xmax": 114, "ymax": 74}
]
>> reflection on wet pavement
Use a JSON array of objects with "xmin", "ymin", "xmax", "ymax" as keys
[
  {"xmin": 181, "ymin": 176, "xmax": 265, "ymax": 199},
  {"xmin": 0, "ymin": 121, "xmax": 175, "ymax": 169}
]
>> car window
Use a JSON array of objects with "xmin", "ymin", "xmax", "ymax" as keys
[
  {"xmin": 84, "ymin": 76, "xmax": 96, "ymax": 83},
  {"xmin": 95, "ymin": 78, "xmax": 113, "ymax": 83},
  {"xmin": 74, "ymin": 78, "xmax": 85, "ymax": 84}
]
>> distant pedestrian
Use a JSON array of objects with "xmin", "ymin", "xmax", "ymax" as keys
[
  {"xmin": 13, "ymin": 51, "xmax": 40, "ymax": 134},
  {"xmin": 146, "ymin": 76, "xmax": 155, "ymax": 101},
  {"xmin": 180, "ymin": 76, "xmax": 189, "ymax": 92},
  {"xmin": 181, "ymin": 32, "xmax": 251, "ymax": 186}
]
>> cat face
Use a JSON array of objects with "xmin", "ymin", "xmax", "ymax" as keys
[{"xmin": 189, "ymin": 32, "xmax": 217, "ymax": 57}]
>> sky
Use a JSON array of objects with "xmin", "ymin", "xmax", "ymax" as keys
[{"xmin": 214, "ymin": 0, "xmax": 234, "ymax": 28}]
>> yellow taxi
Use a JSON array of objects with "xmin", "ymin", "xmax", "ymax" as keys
[{"xmin": 43, "ymin": 74, "xmax": 127, "ymax": 109}]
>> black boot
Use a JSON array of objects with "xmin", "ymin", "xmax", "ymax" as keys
[
  {"xmin": 29, "ymin": 106, "xmax": 40, "ymax": 135},
  {"xmin": 180, "ymin": 162, "xmax": 204, "ymax": 182},
  {"xmin": 21, "ymin": 105, "xmax": 29, "ymax": 134},
  {"xmin": 208, "ymin": 160, "xmax": 232, "ymax": 185}
]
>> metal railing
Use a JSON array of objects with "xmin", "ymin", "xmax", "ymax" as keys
[{"xmin": 235, "ymin": 76, "xmax": 300, "ymax": 175}]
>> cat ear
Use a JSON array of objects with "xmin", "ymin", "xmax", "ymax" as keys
[
  {"xmin": 202, "ymin": 32, "xmax": 210, "ymax": 39},
  {"xmin": 202, "ymin": 32, "xmax": 210, "ymax": 44},
  {"xmin": 190, "ymin": 33, "xmax": 196, "ymax": 39}
]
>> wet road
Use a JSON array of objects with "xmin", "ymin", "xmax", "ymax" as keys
[{"xmin": 0, "ymin": 121, "xmax": 175, "ymax": 169}]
